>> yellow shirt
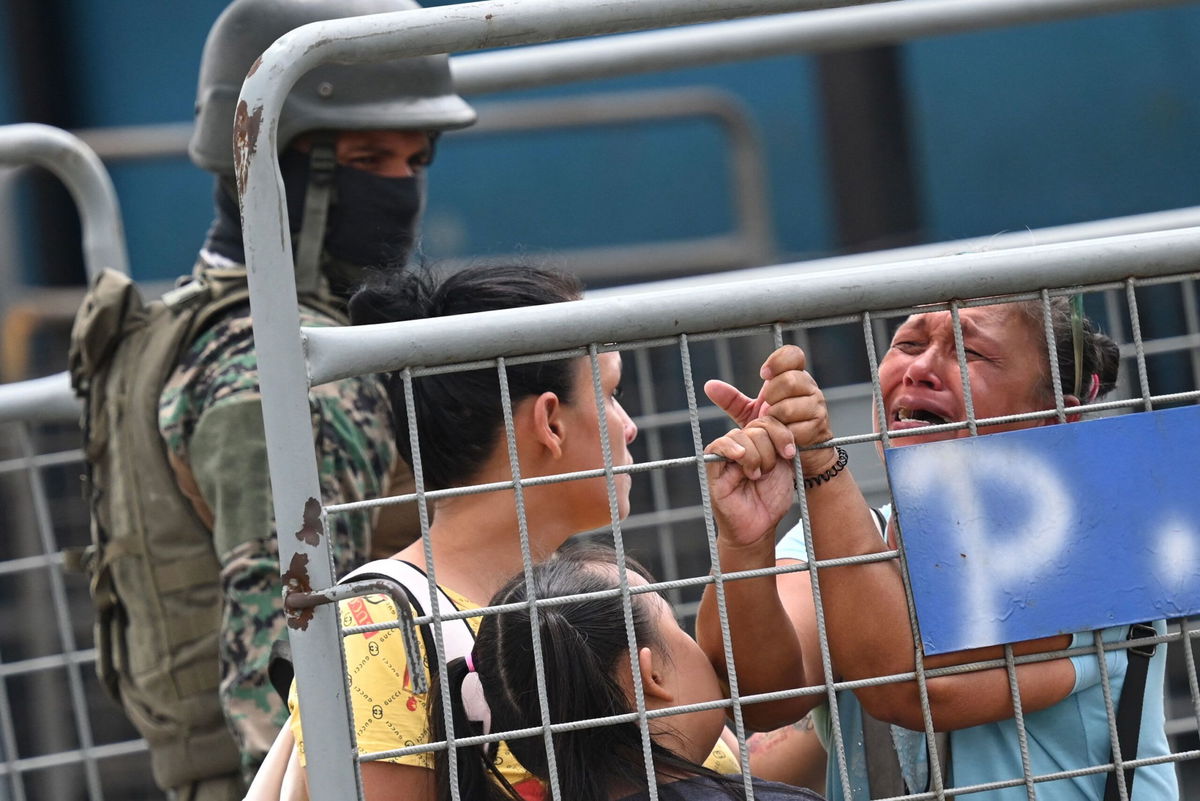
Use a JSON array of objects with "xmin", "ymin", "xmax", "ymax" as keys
[
  {"xmin": 289, "ymin": 585, "xmax": 738, "ymax": 800},
  {"xmin": 289, "ymin": 587, "xmax": 545, "ymax": 797}
]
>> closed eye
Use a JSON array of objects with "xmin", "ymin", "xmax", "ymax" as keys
[{"xmin": 963, "ymin": 347, "xmax": 994, "ymax": 362}]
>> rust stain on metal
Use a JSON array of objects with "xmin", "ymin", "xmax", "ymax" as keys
[
  {"xmin": 305, "ymin": 37, "xmax": 333, "ymax": 57},
  {"xmin": 246, "ymin": 55, "xmax": 263, "ymax": 78},
  {"xmin": 233, "ymin": 99, "xmax": 263, "ymax": 193},
  {"xmin": 282, "ymin": 552, "xmax": 315, "ymax": 630},
  {"xmin": 485, "ymin": 13, "xmax": 493, "ymax": 19},
  {"xmin": 296, "ymin": 497, "xmax": 324, "ymax": 545}
]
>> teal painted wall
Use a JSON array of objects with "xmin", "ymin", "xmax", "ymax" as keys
[
  {"xmin": 907, "ymin": 7, "xmax": 1200, "ymax": 241},
  {"xmin": 0, "ymin": 2, "xmax": 1198, "ymax": 282}
]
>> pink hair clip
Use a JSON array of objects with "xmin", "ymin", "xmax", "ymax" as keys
[{"xmin": 460, "ymin": 672, "xmax": 492, "ymax": 736}]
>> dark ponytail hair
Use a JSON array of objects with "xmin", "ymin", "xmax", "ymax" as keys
[
  {"xmin": 1020, "ymin": 296, "xmax": 1120, "ymax": 403},
  {"xmin": 431, "ymin": 656, "xmax": 522, "ymax": 801},
  {"xmin": 428, "ymin": 546, "xmax": 773, "ymax": 801},
  {"xmin": 348, "ymin": 264, "xmax": 583, "ymax": 490}
]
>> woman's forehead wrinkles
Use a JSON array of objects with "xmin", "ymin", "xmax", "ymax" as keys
[
  {"xmin": 895, "ymin": 314, "xmax": 929, "ymax": 336},
  {"xmin": 960, "ymin": 306, "xmax": 1016, "ymax": 343}
]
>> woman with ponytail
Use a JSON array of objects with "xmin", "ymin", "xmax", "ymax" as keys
[{"xmin": 430, "ymin": 546, "xmax": 824, "ymax": 801}]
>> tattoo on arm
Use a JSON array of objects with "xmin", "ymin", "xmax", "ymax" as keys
[{"xmin": 747, "ymin": 713, "xmax": 815, "ymax": 755}]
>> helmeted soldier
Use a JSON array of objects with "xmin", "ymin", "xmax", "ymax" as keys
[{"xmin": 67, "ymin": 1, "xmax": 475, "ymax": 799}]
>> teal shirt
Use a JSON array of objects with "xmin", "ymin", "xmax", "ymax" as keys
[{"xmin": 775, "ymin": 513, "xmax": 1178, "ymax": 800}]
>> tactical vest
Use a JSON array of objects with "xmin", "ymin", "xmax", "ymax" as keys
[{"xmin": 67, "ymin": 262, "xmax": 340, "ymax": 791}]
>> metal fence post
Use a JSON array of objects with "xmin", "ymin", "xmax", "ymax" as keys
[
  {"xmin": 0, "ymin": 124, "xmax": 129, "ymax": 281},
  {"xmin": 235, "ymin": 4, "xmax": 890, "ymax": 797}
]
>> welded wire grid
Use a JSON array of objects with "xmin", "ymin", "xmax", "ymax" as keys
[
  {"xmin": 1, "ymin": 280, "xmax": 1198, "ymax": 799},
  {"xmin": 0, "ymin": 421, "xmax": 157, "ymax": 801},
  {"xmin": 307, "ymin": 272, "xmax": 1200, "ymax": 800}
]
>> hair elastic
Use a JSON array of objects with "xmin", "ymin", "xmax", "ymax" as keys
[
  {"xmin": 465, "ymin": 652, "xmax": 476, "ymax": 673},
  {"xmin": 1070, "ymin": 294, "xmax": 1085, "ymax": 399},
  {"xmin": 459, "ymin": 671, "xmax": 492, "ymax": 736},
  {"xmin": 1088, "ymin": 372, "xmax": 1100, "ymax": 403}
]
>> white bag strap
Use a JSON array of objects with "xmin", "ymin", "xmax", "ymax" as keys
[{"xmin": 340, "ymin": 559, "xmax": 477, "ymax": 669}]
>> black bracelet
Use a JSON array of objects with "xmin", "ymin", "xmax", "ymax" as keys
[{"xmin": 802, "ymin": 447, "xmax": 849, "ymax": 490}]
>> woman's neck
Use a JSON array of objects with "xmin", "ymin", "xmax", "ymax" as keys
[{"xmin": 394, "ymin": 491, "xmax": 573, "ymax": 605}]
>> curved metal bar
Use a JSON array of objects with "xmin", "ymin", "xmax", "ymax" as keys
[
  {"xmin": 449, "ymin": 0, "xmax": 1193, "ymax": 95},
  {"xmin": 0, "ymin": 372, "xmax": 80, "ymax": 424},
  {"xmin": 591, "ymin": 205, "xmax": 1200, "ymax": 297},
  {"xmin": 286, "ymin": 578, "xmax": 429, "ymax": 694},
  {"xmin": 0, "ymin": 123, "xmax": 129, "ymax": 280},
  {"xmin": 457, "ymin": 86, "xmax": 774, "ymax": 272},
  {"xmin": 304, "ymin": 225, "xmax": 1200, "ymax": 385}
]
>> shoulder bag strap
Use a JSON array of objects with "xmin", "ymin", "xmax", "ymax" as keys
[
  {"xmin": 1103, "ymin": 623, "xmax": 1157, "ymax": 801},
  {"xmin": 341, "ymin": 559, "xmax": 477, "ymax": 672},
  {"xmin": 870, "ymin": 507, "xmax": 888, "ymax": 538}
]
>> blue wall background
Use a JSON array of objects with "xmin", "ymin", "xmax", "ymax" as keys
[
  {"xmin": 0, "ymin": 10, "xmax": 14, "ymax": 124},
  {"xmin": 1, "ymin": 2, "xmax": 1198, "ymax": 283},
  {"xmin": 907, "ymin": 6, "xmax": 1200, "ymax": 241}
]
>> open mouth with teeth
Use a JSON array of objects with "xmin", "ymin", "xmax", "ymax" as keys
[{"xmin": 892, "ymin": 407, "xmax": 951, "ymax": 427}]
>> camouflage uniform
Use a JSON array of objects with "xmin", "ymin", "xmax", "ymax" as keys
[{"xmin": 159, "ymin": 283, "xmax": 396, "ymax": 780}]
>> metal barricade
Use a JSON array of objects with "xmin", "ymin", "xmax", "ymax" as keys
[
  {"xmin": 0, "ymin": 85, "xmax": 774, "ymax": 375},
  {"xmin": 4, "ymin": 0, "xmax": 1200, "ymax": 798},
  {"xmin": 0, "ymin": 124, "xmax": 128, "ymax": 284},
  {"xmin": 277, "ymin": 224, "xmax": 1200, "ymax": 801},
  {"xmin": 0, "ymin": 126, "xmax": 147, "ymax": 801},
  {"xmin": 439, "ymin": 87, "xmax": 776, "ymax": 279},
  {"xmin": 236, "ymin": 2, "xmax": 1200, "ymax": 799}
]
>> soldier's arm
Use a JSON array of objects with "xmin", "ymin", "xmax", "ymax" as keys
[
  {"xmin": 188, "ymin": 395, "xmax": 290, "ymax": 771},
  {"xmin": 187, "ymin": 379, "xmax": 393, "ymax": 771}
]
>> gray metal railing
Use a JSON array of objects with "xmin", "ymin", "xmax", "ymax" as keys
[
  {"xmin": 0, "ymin": 124, "xmax": 128, "ymax": 282},
  {"xmin": 4, "ymin": 204, "xmax": 1200, "ymax": 426},
  {"xmin": 446, "ymin": 0, "xmax": 1194, "ymax": 94},
  {"xmin": 0, "ymin": 125, "xmax": 132, "ymax": 801},
  {"xmin": 303, "ymin": 226, "xmax": 1200, "ymax": 384},
  {"xmin": 3, "ymin": 0, "xmax": 1200, "ymax": 798},
  {"xmin": 234, "ymin": 2, "xmax": 1200, "ymax": 797},
  {"xmin": 0, "ymin": 85, "xmax": 776, "ymax": 384},
  {"xmin": 270, "ymin": 230, "xmax": 1200, "ymax": 800},
  {"xmin": 442, "ymin": 87, "xmax": 776, "ymax": 278}
]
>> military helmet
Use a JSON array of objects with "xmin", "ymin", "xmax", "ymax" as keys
[{"xmin": 189, "ymin": 0, "xmax": 476, "ymax": 174}]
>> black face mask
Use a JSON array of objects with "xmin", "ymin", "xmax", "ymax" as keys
[
  {"xmin": 203, "ymin": 150, "xmax": 313, "ymax": 267},
  {"xmin": 202, "ymin": 152, "xmax": 424, "ymax": 295},
  {"xmin": 324, "ymin": 166, "xmax": 424, "ymax": 271}
]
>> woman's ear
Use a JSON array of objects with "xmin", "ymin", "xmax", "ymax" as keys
[
  {"xmin": 638, "ymin": 646, "xmax": 673, "ymax": 705},
  {"xmin": 530, "ymin": 391, "xmax": 565, "ymax": 457},
  {"xmin": 1063, "ymin": 394, "xmax": 1082, "ymax": 424}
]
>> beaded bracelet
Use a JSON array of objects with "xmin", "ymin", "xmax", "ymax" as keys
[{"xmin": 802, "ymin": 446, "xmax": 848, "ymax": 490}]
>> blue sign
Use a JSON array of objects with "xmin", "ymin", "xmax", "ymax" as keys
[{"xmin": 884, "ymin": 405, "xmax": 1200, "ymax": 655}]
